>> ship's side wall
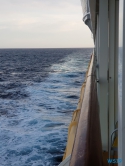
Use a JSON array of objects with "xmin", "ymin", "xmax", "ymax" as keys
[
  {"xmin": 108, "ymin": 0, "xmax": 119, "ymax": 159},
  {"xmin": 60, "ymin": 0, "xmax": 121, "ymax": 165},
  {"xmin": 97, "ymin": 0, "xmax": 109, "ymax": 151},
  {"xmin": 94, "ymin": 0, "xmax": 119, "ymax": 155}
]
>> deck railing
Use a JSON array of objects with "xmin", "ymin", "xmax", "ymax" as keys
[{"xmin": 69, "ymin": 55, "xmax": 103, "ymax": 166}]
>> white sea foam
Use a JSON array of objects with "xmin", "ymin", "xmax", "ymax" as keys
[{"xmin": 0, "ymin": 48, "xmax": 92, "ymax": 166}]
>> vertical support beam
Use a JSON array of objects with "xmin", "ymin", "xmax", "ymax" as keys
[
  {"xmin": 98, "ymin": 0, "xmax": 108, "ymax": 151},
  {"xmin": 109, "ymin": 0, "xmax": 115, "ymax": 152},
  {"xmin": 95, "ymin": 15, "xmax": 99, "ymax": 64},
  {"xmin": 114, "ymin": 0, "xmax": 119, "ymax": 129},
  {"xmin": 95, "ymin": 15, "xmax": 100, "ymax": 99},
  {"xmin": 118, "ymin": 0, "xmax": 125, "ymax": 165}
]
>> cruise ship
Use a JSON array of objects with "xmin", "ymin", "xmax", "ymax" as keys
[{"xmin": 59, "ymin": 0, "xmax": 124, "ymax": 166}]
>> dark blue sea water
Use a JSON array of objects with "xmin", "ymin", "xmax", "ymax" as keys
[{"xmin": 0, "ymin": 48, "xmax": 92, "ymax": 166}]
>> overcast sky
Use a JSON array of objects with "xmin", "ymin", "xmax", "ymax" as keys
[{"xmin": 0, "ymin": 0, "xmax": 94, "ymax": 48}]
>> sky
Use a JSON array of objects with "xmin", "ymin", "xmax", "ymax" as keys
[{"xmin": 0, "ymin": 0, "xmax": 94, "ymax": 48}]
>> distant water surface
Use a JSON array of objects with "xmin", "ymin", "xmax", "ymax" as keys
[{"xmin": 0, "ymin": 48, "xmax": 92, "ymax": 166}]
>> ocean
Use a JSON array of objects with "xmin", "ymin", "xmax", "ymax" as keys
[{"xmin": 0, "ymin": 48, "xmax": 92, "ymax": 166}]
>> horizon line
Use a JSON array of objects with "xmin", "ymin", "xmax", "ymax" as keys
[{"xmin": 0, "ymin": 47, "xmax": 93, "ymax": 49}]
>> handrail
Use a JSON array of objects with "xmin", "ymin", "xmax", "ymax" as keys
[
  {"xmin": 59, "ymin": 155, "xmax": 71, "ymax": 166},
  {"xmin": 69, "ymin": 55, "xmax": 103, "ymax": 166}
]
